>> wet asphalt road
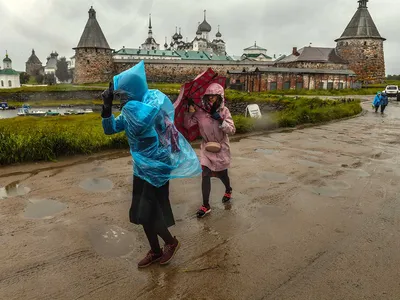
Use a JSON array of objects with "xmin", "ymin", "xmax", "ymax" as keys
[{"xmin": 1, "ymin": 99, "xmax": 400, "ymax": 299}]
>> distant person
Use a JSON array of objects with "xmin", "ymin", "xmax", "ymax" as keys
[
  {"xmin": 373, "ymin": 91, "xmax": 382, "ymax": 113},
  {"xmin": 101, "ymin": 61, "xmax": 201, "ymax": 268},
  {"xmin": 184, "ymin": 83, "xmax": 236, "ymax": 218},
  {"xmin": 380, "ymin": 91, "xmax": 389, "ymax": 114}
]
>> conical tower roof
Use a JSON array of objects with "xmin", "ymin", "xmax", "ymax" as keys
[
  {"xmin": 74, "ymin": 6, "xmax": 111, "ymax": 49},
  {"xmin": 335, "ymin": 0, "xmax": 385, "ymax": 42},
  {"xmin": 27, "ymin": 49, "xmax": 42, "ymax": 64}
]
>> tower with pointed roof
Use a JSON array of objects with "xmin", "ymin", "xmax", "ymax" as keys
[
  {"xmin": 335, "ymin": 0, "xmax": 385, "ymax": 83},
  {"xmin": 73, "ymin": 6, "xmax": 113, "ymax": 84},
  {"xmin": 25, "ymin": 49, "xmax": 43, "ymax": 76},
  {"xmin": 141, "ymin": 14, "xmax": 160, "ymax": 50}
]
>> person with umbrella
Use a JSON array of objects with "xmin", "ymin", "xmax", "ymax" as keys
[
  {"xmin": 101, "ymin": 61, "xmax": 201, "ymax": 268},
  {"xmin": 184, "ymin": 82, "xmax": 236, "ymax": 218}
]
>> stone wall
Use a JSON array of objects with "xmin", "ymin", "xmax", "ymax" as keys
[
  {"xmin": 73, "ymin": 48, "xmax": 114, "ymax": 84},
  {"xmin": 336, "ymin": 39, "xmax": 385, "ymax": 83},
  {"xmin": 113, "ymin": 60, "xmax": 274, "ymax": 83},
  {"xmin": 275, "ymin": 61, "xmax": 348, "ymax": 70}
]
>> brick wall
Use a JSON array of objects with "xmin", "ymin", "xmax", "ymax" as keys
[
  {"xmin": 275, "ymin": 61, "xmax": 348, "ymax": 70},
  {"xmin": 336, "ymin": 39, "xmax": 385, "ymax": 83},
  {"xmin": 73, "ymin": 48, "xmax": 114, "ymax": 84}
]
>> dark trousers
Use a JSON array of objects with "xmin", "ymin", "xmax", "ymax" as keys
[
  {"xmin": 381, "ymin": 105, "xmax": 387, "ymax": 113},
  {"xmin": 374, "ymin": 105, "xmax": 380, "ymax": 113},
  {"xmin": 202, "ymin": 166, "xmax": 232, "ymax": 208}
]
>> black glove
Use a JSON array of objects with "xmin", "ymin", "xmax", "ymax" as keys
[
  {"xmin": 187, "ymin": 98, "xmax": 195, "ymax": 107},
  {"xmin": 101, "ymin": 81, "xmax": 114, "ymax": 107}
]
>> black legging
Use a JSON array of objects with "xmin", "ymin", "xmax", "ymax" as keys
[
  {"xmin": 143, "ymin": 220, "xmax": 174, "ymax": 254},
  {"xmin": 202, "ymin": 167, "xmax": 232, "ymax": 208}
]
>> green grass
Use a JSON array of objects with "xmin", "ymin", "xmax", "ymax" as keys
[
  {"xmin": 0, "ymin": 84, "xmax": 105, "ymax": 93},
  {"xmin": 0, "ymin": 97, "xmax": 362, "ymax": 165}
]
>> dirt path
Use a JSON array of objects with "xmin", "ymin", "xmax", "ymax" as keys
[{"xmin": 1, "ymin": 101, "xmax": 400, "ymax": 300}]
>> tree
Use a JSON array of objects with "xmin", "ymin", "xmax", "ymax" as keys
[
  {"xmin": 44, "ymin": 73, "xmax": 56, "ymax": 85},
  {"xmin": 56, "ymin": 57, "xmax": 71, "ymax": 82},
  {"xmin": 19, "ymin": 72, "xmax": 30, "ymax": 84}
]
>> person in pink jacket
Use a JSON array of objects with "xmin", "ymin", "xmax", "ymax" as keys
[{"xmin": 184, "ymin": 83, "xmax": 236, "ymax": 218}]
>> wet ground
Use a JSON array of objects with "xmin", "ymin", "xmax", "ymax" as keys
[{"xmin": 1, "ymin": 100, "xmax": 400, "ymax": 299}]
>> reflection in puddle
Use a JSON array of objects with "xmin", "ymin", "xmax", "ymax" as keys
[
  {"xmin": 79, "ymin": 178, "xmax": 114, "ymax": 193},
  {"xmin": 24, "ymin": 199, "xmax": 67, "ymax": 219},
  {"xmin": 255, "ymin": 149, "xmax": 275, "ymax": 155},
  {"xmin": 88, "ymin": 225, "xmax": 135, "ymax": 257},
  {"xmin": 0, "ymin": 182, "xmax": 31, "ymax": 199},
  {"xmin": 319, "ymin": 170, "xmax": 332, "ymax": 176},
  {"xmin": 297, "ymin": 160, "xmax": 322, "ymax": 168},
  {"xmin": 260, "ymin": 172, "xmax": 289, "ymax": 183}
]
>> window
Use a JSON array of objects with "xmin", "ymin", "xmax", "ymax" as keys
[
  {"xmin": 270, "ymin": 82, "xmax": 277, "ymax": 91},
  {"xmin": 283, "ymin": 81, "xmax": 290, "ymax": 90},
  {"xmin": 327, "ymin": 82, "xmax": 334, "ymax": 90},
  {"xmin": 338, "ymin": 82, "xmax": 344, "ymax": 89},
  {"xmin": 0, "ymin": 80, "xmax": 3, "ymax": 87},
  {"xmin": 296, "ymin": 82, "xmax": 303, "ymax": 90},
  {"xmin": 318, "ymin": 82, "xmax": 324, "ymax": 90},
  {"xmin": 87, "ymin": 60, "xmax": 90, "ymax": 64},
  {"xmin": 8, "ymin": 80, "xmax": 12, "ymax": 87}
]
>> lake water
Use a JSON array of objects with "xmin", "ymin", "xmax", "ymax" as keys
[{"xmin": 0, "ymin": 106, "xmax": 111, "ymax": 119}]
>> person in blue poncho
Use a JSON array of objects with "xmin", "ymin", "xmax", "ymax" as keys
[
  {"xmin": 380, "ymin": 91, "xmax": 389, "ymax": 114},
  {"xmin": 101, "ymin": 61, "xmax": 201, "ymax": 268},
  {"xmin": 372, "ymin": 91, "xmax": 382, "ymax": 113}
]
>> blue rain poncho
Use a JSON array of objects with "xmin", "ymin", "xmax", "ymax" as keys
[{"xmin": 102, "ymin": 61, "xmax": 201, "ymax": 187}]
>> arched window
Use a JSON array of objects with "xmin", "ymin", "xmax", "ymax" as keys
[
  {"xmin": 0, "ymin": 80, "xmax": 3, "ymax": 87},
  {"xmin": 8, "ymin": 80, "xmax": 12, "ymax": 87}
]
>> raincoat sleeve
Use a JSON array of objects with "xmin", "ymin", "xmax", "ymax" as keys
[
  {"xmin": 373, "ymin": 95, "xmax": 381, "ymax": 106},
  {"xmin": 102, "ymin": 114, "xmax": 126, "ymax": 135},
  {"xmin": 184, "ymin": 111, "xmax": 198, "ymax": 129},
  {"xmin": 220, "ymin": 107, "xmax": 236, "ymax": 135}
]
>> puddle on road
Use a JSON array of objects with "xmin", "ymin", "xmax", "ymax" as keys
[
  {"xmin": 347, "ymin": 169, "xmax": 370, "ymax": 178},
  {"xmin": 319, "ymin": 170, "xmax": 332, "ymax": 176},
  {"xmin": 260, "ymin": 172, "xmax": 289, "ymax": 183},
  {"xmin": 297, "ymin": 160, "xmax": 323, "ymax": 168},
  {"xmin": 24, "ymin": 199, "xmax": 67, "ymax": 219},
  {"xmin": 255, "ymin": 149, "xmax": 275, "ymax": 155},
  {"xmin": 88, "ymin": 225, "xmax": 135, "ymax": 258},
  {"xmin": 91, "ymin": 167, "xmax": 107, "ymax": 173},
  {"xmin": 0, "ymin": 182, "xmax": 31, "ymax": 200},
  {"xmin": 79, "ymin": 178, "xmax": 114, "ymax": 193},
  {"xmin": 329, "ymin": 180, "xmax": 351, "ymax": 190}
]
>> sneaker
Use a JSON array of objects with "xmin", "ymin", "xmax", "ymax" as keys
[
  {"xmin": 222, "ymin": 191, "xmax": 232, "ymax": 204},
  {"xmin": 160, "ymin": 237, "xmax": 180, "ymax": 265},
  {"xmin": 138, "ymin": 250, "xmax": 163, "ymax": 268},
  {"xmin": 196, "ymin": 205, "xmax": 211, "ymax": 218}
]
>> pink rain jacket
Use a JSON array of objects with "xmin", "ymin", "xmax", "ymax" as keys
[{"xmin": 184, "ymin": 83, "xmax": 236, "ymax": 172}]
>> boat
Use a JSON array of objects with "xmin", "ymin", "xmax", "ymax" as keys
[
  {"xmin": 45, "ymin": 109, "xmax": 60, "ymax": 116},
  {"xmin": 83, "ymin": 108, "xmax": 93, "ymax": 114},
  {"xmin": 0, "ymin": 102, "xmax": 9, "ymax": 110},
  {"xmin": 17, "ymin": 108, "xmax": 47, "ymax": 117}
]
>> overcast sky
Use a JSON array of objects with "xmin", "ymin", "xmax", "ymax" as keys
[{"xmin": 1, "ymin": 0, "xmax": 398, "ymax": 75}]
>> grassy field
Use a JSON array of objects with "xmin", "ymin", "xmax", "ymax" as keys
[
  {"xmin": 0, "ymin": 97, "xmax": 362, "ymax": 165},
  {"xmin": 6, "ymin": 99, "xmax": 103, "ymax": 108}
]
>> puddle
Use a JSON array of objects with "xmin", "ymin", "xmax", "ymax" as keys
[
  {"xmin": 319, "ymin": 170, "xmax": 332, "ymax": 176},
  {"xmin": 24, "ymin": 199, "xmax": 67, "ymax": 219},
  {"xmin": 92, "ymin": 167, "xmax": 106, "ymax": 172},
  {"xmin": 312, "ymin": 187, "xmax": 341, "ymax": 198},
  {"xmin": 260, "ymin": 172, "xmax": 289, "ymax": 183},
  {"xmin": 255, "ymin": 149, "xmax": 275, "ymax": 155},
  {"xmin": 88, "ymin": 225, "xmax": 135, "ymax": 257},
  {"xmin": 297, "ymin": 160, "xmax": 323, "ymax": 168},
  {"xmin": 329, "ymin": 180, "xmax": 351, "ymax": 190},
  {"xmin": 347, "ymin": 169, "xmax": 370, "ymax": 178},
  {"xmin": 0, "ymin": 182, "xmax": 31, "ymax": 199},
  {"xmin": 79, "ymin": 178, "xmax": 114, "ymax": 193}
]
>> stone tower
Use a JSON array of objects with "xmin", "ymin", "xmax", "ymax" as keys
[
  {"xmin": 26, "ymin": 49, "xmax": 43, "ymax": 76},
  {"xmin": 335, "ymin": 0, "xmax": 385, "ymax": 83},
  {"xmin": 73, "ymin": 6, "xmax": 113, "ymax": 84}
]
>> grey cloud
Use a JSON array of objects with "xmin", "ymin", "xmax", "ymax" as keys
[{"xmin": 1, "ymin": 0, "xmax": 399, "ymax": 75}]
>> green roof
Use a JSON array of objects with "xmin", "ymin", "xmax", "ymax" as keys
[
  {"xmin": 175, "ymin": 50, "xmax": 209, "ymax": 60},
  {"xmin": 114, "ymin": 48, "xmax": 180, "ymax": 57},
  {"xmin": 242, "ymin": 53, "xmax": 272, "ymax": 59},
  {"xmin": 0, "ymin": 69, "xmax": 19, "ymax": 75}
]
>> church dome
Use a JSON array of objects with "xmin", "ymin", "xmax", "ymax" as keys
[{"xmin": 3, "ymin": 54, "xmax": 11, "ymax": 63}]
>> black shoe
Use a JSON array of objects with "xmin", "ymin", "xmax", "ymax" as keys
[
  {"xmin": 196, "ymin": 205, "xmax": 211, "ymax": 218},
  {"xmin": 222, "ymin": 191, "xmax": 232, "ymax": 204}
]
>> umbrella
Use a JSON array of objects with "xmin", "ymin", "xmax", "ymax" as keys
[{"xmin": 174, "ymin": 68, "xmax": 226, "ymax": 141}]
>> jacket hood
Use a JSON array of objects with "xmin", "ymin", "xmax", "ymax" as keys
[
  {"xmin": 202, "ymin": 83, "xmax": 225, "ymax": 110},
  {"xmin": 113, "ymin": 60, "xmax": 148, "ymax": 102}
]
